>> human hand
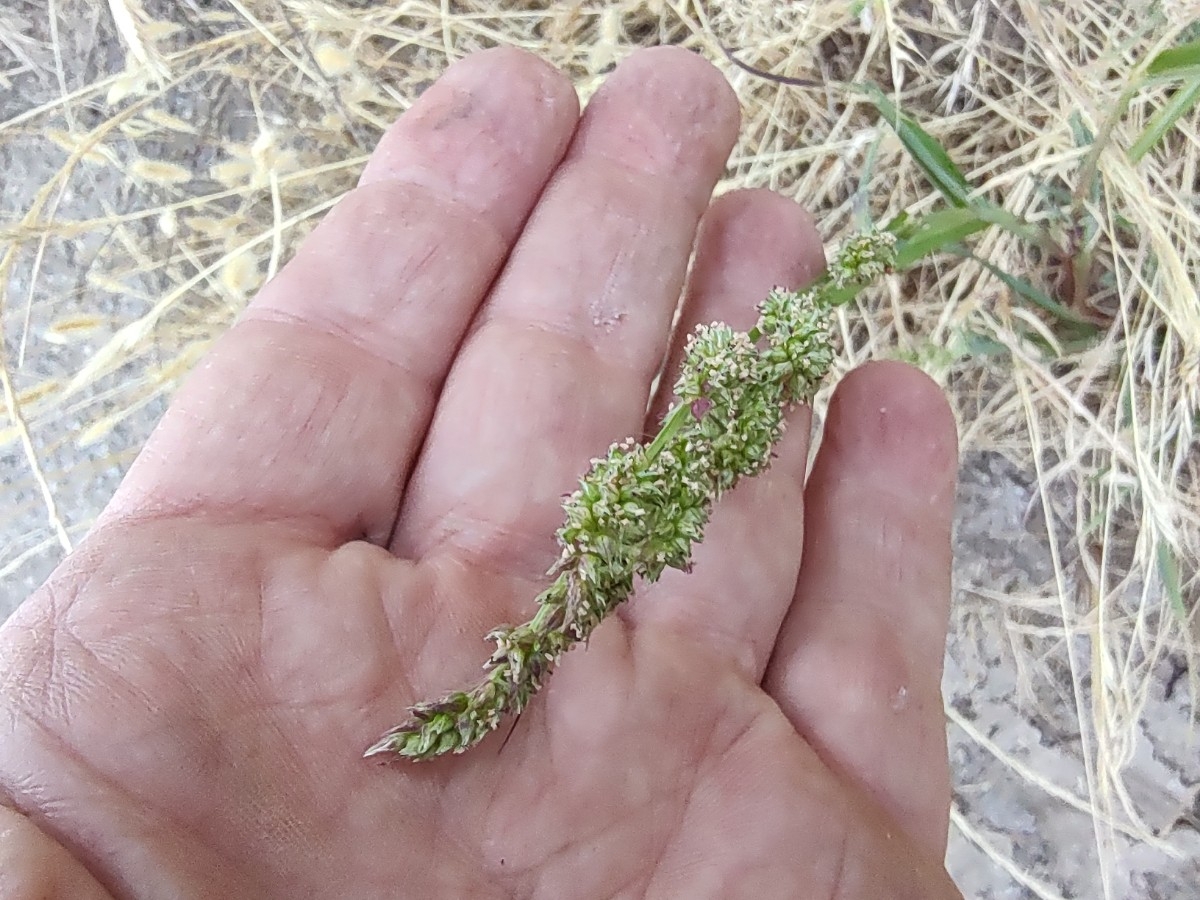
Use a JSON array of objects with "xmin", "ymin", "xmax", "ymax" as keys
[{"xmin": 0, "ymin": 47, "xmax": 961, "ymax": 898}]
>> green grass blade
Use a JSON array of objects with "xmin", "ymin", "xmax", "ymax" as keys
[
  {"xmin": 973, "ymin": 202, "xmax": 1057, "ymax": 251},
  {"xmin": 1128, "ymin": 77, "xmax": 1200, "ymax": 163},
  {"xmin": 957, "ymin": 250, "xmax": 1100, "ymax": 332},
  {"xmin": 858, "ymin": 85, "xmax": 974, "ymax": 208},
  {"xmin": 890, "ymin": 207, "xmax": 992, "ymax": 268},
  {"xmin": 1156, "ymin": 540, "xmax": 1188, "ymax": 622},
  {"xmin": 855, "ymin": 86, "xmax": 1054, "ymax": 250},
  {"xmin": 1146, "ymin": 38, "xmax": 1200, "ymax": 79},
  {"xmin": 957, "ymin": 329, "xmax": 1010, "ymax": 359},
  {"xmin": 853, "ymin": 129, "xmax": 885, "ymax": 229}
]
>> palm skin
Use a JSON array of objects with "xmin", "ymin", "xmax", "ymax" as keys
[{"xmin": 0, "ymin": 47, "xmax": 962, "ymax": 899}]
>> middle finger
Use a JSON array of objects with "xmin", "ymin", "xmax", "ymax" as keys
[{"xmin": 392, "ymin": 48, "xmax": 740, "ymax": 586}]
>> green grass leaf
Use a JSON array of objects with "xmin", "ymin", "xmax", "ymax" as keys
[
  {"xmin": 890, "ymin": 207, "xmax": 993, "ymax": 268},
  {"xmin": 1068, "ymin": 110, "xmax": 1096, "ymax": 146},
  {"xmin": 957, "ymin": 329, "xmax": 1010, "ymax": 359},
  {"xmin": 957, "ymin": 250, "xmax": 1100, "ymax": 332},
  {"xmin": 1145, "ymin": 38, "xmax": 1200, "ymax": 80},
  {"xmin": 858, "ymin": 85, "xmax": 974, "ymax": 208},
  {"xmin": 1128, "ymin": 77, "xmax": 1200, "ymax": 163},
  {"xmin": 858, "ymin": 86, "xmax": 1054, "ymax": 250},
  {"xmin": 1156, "ymin": 540, "xmax": 1188, "ymax": 622}
]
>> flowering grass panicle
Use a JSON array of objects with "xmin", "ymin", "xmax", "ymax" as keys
[{"xmin": 366, "ymin": 230, "xmax": 897, "ymax": 761}]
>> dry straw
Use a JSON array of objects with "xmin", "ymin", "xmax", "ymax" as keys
[{"xmin": 1, "ymin": 0, "xmax": 1197, "ymax": 893}]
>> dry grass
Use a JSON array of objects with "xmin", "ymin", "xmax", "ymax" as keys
[{"xmin": 2, "ymin": 0, "xmax": 1197, "ymax": 893}]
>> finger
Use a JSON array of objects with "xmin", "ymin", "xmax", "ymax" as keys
[
  {"xmin": 624, "ymin": 188, "xmax": 826, "ymax": 680},
  {"xmin": 763, "ymin": 362, "xmax": 958, "ymax": 855},
  {"xmin": 391, "ymin": 47, "xmax": 741, "ymax": 581},
  {"xmin": 103, "ymin": 48, "xmax": 579, "ymax": 542}
]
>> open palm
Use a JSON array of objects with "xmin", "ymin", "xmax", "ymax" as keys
[{"xmin": 0, "ymin": 48, "xmax": 961, "ymax": 898}]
